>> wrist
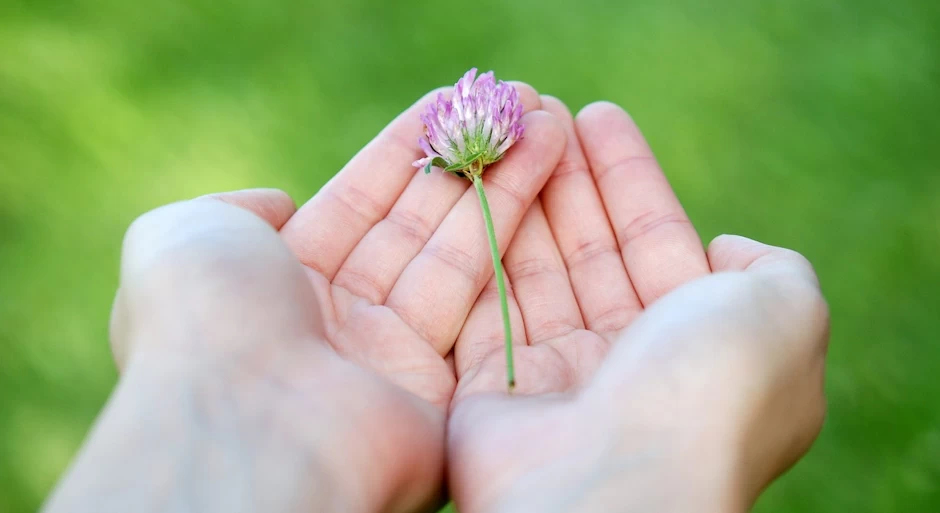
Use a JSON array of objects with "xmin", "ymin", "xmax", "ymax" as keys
[
  {"xmin": 128, "ymin": 338, "xmax": 446, "ymax": 513},
  {"xmin": 51, "ymin": 332, "xmax": 446, "ymax": 513},
  {"xmin": 586, "ymin": 395, "xmax": 749, "ymax": 513},
  {"xmin": 46, "ymin": 345, "xmax": 357, "ymax": 513},
  {"xmin": 486, "ymin": 397, "xmax": 748, "ymax": 513}
]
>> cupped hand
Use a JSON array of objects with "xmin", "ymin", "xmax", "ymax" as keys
[
  {"xmin": 447, "ymin": 100, "xmax": 830, "ymax": 513},
  {"xmin": 107, "ymin": 85, "xmax": 567, "ymax": 513},
  {"xmin": 277, "ymin": 85, "xmax": 565, "ymax": 409}
]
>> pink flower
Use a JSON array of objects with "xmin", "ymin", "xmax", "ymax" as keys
[{"xmin": 413, "ymin": 68, "xmax": 525, "ymax": 176}]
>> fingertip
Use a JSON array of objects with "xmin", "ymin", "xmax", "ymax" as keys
[
  {"xmin": 539, "ymin": 97, "xmax": 587, "ymax": 174},
  {"xmin": 233, "ymin": 188, "xmax": 296, "ymax": 212},
  {"xmin": 574, "ymin": 101, "xmax": 638, "ymax": 139},
  {"xmin": 573, "ymin": 101, "xmax": 655, "ymax": 171},
  {"xmin": 707, "ymin": 234, "xmax": 821, "ymax": 289},
  {"xmin": 575, "ymin": 100, "xmax": 631, "ymax": 124},
  {"xmin": 520, "ymin": 109, "xmax": 567, "ymax": 161},
  {"xmin": 539, "ymin": 94, "xmax": 568, "ymax": 112},
  {"xmin": 108, "ymin": 286, "xmax": 130, "ymax": 373},
  {"xmin": 202, "ymin": 188, "xmax": 297, "ymax": 230},
  {"xmin": 485, "ymin": 110, "xmax": 566, "ymax": 202},
  {"xmin": 520, "ymin": 107, "xmax": 565, "ymax": 133},
  {"xmin": 706, "ymin": 234, "xmax": 762, "ymax": 271},
  {"xmin": 539, "ymin": 95, "xmax": 575, "ymax": 126},
  {"xmin": 507, "ymin": 81, "xmax": 542, "ymax": 113}
]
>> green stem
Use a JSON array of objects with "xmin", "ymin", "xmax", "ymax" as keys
[{"xmin": 472, "ymin": 173, "xmax": 516, "ymax": 392}]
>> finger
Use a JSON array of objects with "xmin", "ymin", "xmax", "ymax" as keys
[
  {"xmin": 539, "ymin": 96, "xmax": 642, "ymax": 334},
  {"xmin": 386, "ymin": 111, "xmax": 566, "ymax": 354},
  {"xmin": 502, "ymin": 199, "xmax": 583, "ymax": 343},
  {"xmin": 453, "ymin": 274, "xmax": 527, "ymax": 381},
  {"xmin": 707, "ymin": 234, "xmax": 820, "ymax": 287},
  {"xmin": 279, "ymin": 87, "xmax": 450, "ymax": 279},
  {"xmin": 332, "ymin": 84, "xmax": 542, "ymax": 304},
  {"xmin": 575, "ymin": 102, "xmax": 709, "ymax": 307},
  {"xmin": 200, "ymin": 188, "xmax": 297, "ymax": 230}
]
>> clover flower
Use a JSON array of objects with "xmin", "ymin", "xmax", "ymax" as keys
[
  {"xmin": 414, "ymin": 68, "xmax": 524, "ymax": 391},
  {"xmin": 414, "ymin": 68, "xmax": 525, "ymax": 177}
]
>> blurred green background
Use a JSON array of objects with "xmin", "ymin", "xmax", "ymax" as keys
[{"xmin": 1, "ymin": 0, "xmax": 938, "ymax": 511}]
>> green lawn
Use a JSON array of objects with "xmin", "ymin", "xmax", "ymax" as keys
[{"xmin": 1, "ymin": 0, "xmax": 938, "ymax": 511}]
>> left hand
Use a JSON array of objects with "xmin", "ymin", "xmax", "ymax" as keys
[
  {"xmin": 46, "ymin": 80, "xmax": 567, "ymax": 513},
  {"xmin": 47, "ymin": 189, "xmax": 445, "ymax": 513}
]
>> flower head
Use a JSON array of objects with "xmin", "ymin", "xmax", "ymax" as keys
[{"xmin": 413, "ymin": 68, "xmax": 525, "ymax": 177}]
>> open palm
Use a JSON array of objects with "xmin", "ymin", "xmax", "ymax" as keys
[
  {"xmin": 443, "ymin": 99, "xmax": 712, "ymax": 511},
  {"xmin": 451, "ymin": 98, "xmax": 711, "ymax": 397},
  {"xmin": 447, "ymin": 100, "xmax": 829, "ymax": 512},
  {"xmin": 278, "ymin": 85, "xmax": 564, "ymax": 408}
]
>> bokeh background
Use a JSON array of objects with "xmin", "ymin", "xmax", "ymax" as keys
[{"xmin": 2, "ymin": 0, "xmax": 938, "ymax": 511}]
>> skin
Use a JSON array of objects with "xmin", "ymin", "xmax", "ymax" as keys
[
  {"xmin": 42, "ymin": 88, "xmax": 829, "ymax": 513},
  {"xmin": 448, "ymin": 99, "xmax": 829, "ymax": 513}
]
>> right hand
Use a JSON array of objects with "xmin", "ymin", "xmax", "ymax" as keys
[{"xmin": 447, "ymin": 99, "xmax": 830, "ymax": 513}]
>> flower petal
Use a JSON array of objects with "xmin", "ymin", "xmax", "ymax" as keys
[{"xmin": 416, "ymin": 68, "xmax": 526, "ymax": 175}]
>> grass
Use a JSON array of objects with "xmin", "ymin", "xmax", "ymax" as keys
[{"xmin": 1, "ymin": 0, "xmax": 938, "ymax": 511}]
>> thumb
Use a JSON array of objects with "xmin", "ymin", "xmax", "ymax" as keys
[
  {"xmin": 109, "ymin": 190, "xmax": 322, "ymax": 371},
  {"xmin": 589, "ymin": 234, "xmax": 830, "ymax": 502},
  {"xmin": 706, "ymin": 234, "xmax": 820, "ymax": 288},
  {"xmin": 198, "ymin": 188, "xmax": 297, "ymax": 230},
  {"xmin": 592, "ymin": 234, "xmax": 829, "ymax": 405}
]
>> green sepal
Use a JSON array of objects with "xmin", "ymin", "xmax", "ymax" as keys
[
  {"xmin": 424, "ymin": 157, "xmax": 449, "ymax": 174},
  {"xmin": 444, "ymin": 150, "xmax": 485, "ymax": 173}
]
